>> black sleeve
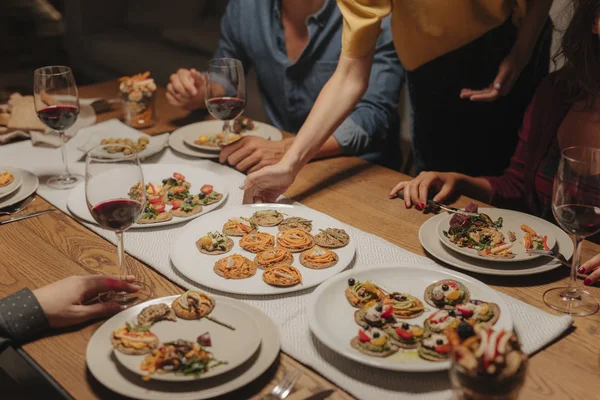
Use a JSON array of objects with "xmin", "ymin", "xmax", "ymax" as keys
[{"xmin": 0, "ymin": 288, "xmax": 50, "ymax": 351}]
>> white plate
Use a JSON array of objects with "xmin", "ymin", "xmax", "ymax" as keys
[
  {"xmin": 169, "ymin": 128, "xmax": 220, "ymax": 159},
  {"xmin": 0, "ymin": 166, "xmax": 23, "ymax": 198},
  {"xmin": 436, "ymin": 208, "xmax": 557, "ymax": 262},
  {"xmin": 87, "ymin": 295, "xmax": 280, "ymax": 400},
  {"xmin": 0, "ymin": 168, "xmax": 38, "ymax": 209},
  {"xmin": 307, "ymin": 265, "xmax": 513, "ymax": 373},
  {"xmin": 67, "ymin": 164, "xmax": 228, "ymax": 228},
  {"xmin": 420, "ymin": 213, "xmax": 573, "ymax": 276},
  {"xmin": 171, "ymin": 204, "xmax": 356, "ymax": 296},
  {"xmin": 113, "ymin": 298, "xmax": 261, "ymax": 381}
]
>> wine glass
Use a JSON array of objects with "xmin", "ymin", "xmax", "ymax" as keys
[
  {"xmin": 85, "ymin": 145, "xmax": 153, "ymax": 307},
  {"xmin": 545, "ymin": 146, "xmax": 600, "ymax": 316},
  {"xmin": 34, "ymin": 66, "xmax": 82, "ymax": 189},
  {"xmin": 204, "ymin": 58, "xmax": 246, "ymax": 145}
]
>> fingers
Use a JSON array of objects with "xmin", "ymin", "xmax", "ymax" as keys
[
  {"xmin": 417, "ymin": 175, "xmax": 435, "ymax": 207},
  {"xmin": 235, "ymin": 151, "xmax": 262, "ymax": 172},
  {"xmin": 166, "ymin": 91, "xmax": 184, "ymax": 107},
  {"xmin": 190, "ymin": 68, "xmax": 204, "ymax": 85},
  {"xmin": 247, "ymin": 160, "xmax": 274, "ymax": 174},
  {"xmin": 225, "ymin": 142, "xmax": 256, "ymax": 166},
  {"xmin": 177, "ymin": 69, "xmax": 197, "ymax": 97},
  {"xmin": 432, "ymin": 182, "xmax": 454, "ymax": 203},
  {"xmin": 580, "ymin": 254, "xmax": 600, "ymax": 285},
  {"xmin": 71, "ymin": 302, "xmax": 124, "ymax": 325},
  {"xmin": 388, "ymin": 181, "xmax": 407, "ymax": 198},
  {"xmin": 219, "ymin": 137, "xmax": 247, "ymax": 164},
  {"xmin": 461, "ymin": 87, "xmax": 500, "ymax": 102},
  {"xmin": 82, "ymin": 275, "xmax": 139, "ymax": 299}
]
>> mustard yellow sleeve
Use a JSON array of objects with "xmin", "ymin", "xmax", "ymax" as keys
[{"xmin": 336, "ymin": 0, "xmax": 392, "ymax": 58}]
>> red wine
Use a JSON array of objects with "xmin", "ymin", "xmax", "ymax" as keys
[
  {"xmin": 554, "ymin": 204, "xmax": 600, "ymax": 237},
  {"xmin": 91, "ymin": 199, "xmax": 142, "ymax": 230},
  {"xmin": 205, "ymin": 97, "xmax": 245, "ymax": 120},
  {"xmin": 37, "ymin": 105, "xmax": 79, "ymax": 131}
]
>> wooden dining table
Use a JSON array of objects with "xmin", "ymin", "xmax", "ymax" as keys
[{"xmin": 1, "ymin": 80, "xmax": 599, "ymax": 400}]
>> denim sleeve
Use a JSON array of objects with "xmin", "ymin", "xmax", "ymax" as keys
[
  {"xmin": 213, "ymin": 0, "xmax": 252, "ymax": 72},
  {"xmin": 333, "ymin": 16, "xmax": 404, "ymax": 156},
  {"xmin": 0, "ymin": 288, "xmax": 49, "ymax": 350}
]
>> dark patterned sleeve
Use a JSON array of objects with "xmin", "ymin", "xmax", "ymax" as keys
[{"xmin": 0, "ymin": 288, "xmax": 50, "ymax": 350}]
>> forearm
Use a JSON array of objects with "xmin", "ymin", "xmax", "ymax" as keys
[
  {"xmin": 512, "ymin": 0, "xmax": 552, "ymax": 57},
  {"xmin": 282, "ymin": 136, "xmax": 343, "ymax": 161}
]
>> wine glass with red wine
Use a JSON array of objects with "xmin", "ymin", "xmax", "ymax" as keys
[
  {"xmin": 34, "ymin": 66, "xmax": 82, "ymax": 189},
  {"xmin": 85, "ymin": 145, "xmax": 153, "ymax": 307},
  {"xmin": 545, "ymin": 146, "xmax": 600, "ymax": 316},
  {"xmin": 205, "ymin": 58, "xmax": 246, "ymax": 145}
]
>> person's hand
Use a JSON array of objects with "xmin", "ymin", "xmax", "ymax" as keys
[
  {"xmin": 166, "ymin": 68, "xmax": 205, "ymax": 110},
  {"xmin": 579, "ymin": 254, "xmax": 600, "ymax": 286},
  {"xmin": 33, "ymin": 275, "xmax": 139, "ymax": 328},
  {"xmin": 460, "ymin": 48, "xmax": 528, "ymax": 102},
  {"xmin": 388, "ymin": 171, "xmax": 461, "ymax": 209},
  {"xmin": 219, "ymin": 136, "xmax": 290, "ymax": 173},
  {"xmin": 242, "ymin": 161, "xmax": 296, "ymax": 204}
]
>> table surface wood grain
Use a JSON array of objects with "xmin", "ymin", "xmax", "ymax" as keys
[{"xmin": 1, "ymin": 80, "xmax": 599, "ymax": 400}]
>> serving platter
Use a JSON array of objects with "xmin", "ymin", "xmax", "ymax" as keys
[
  {"xmin": 307, "ymin": 265, "xmax": 512, "ymax": 373},
  {"xmin": 436, "ymin": 208, "xmax": 557, "ymax": 263},
  {"xmin": 87, "ymin": 295, "xmax": 280, "ymax": 400},
  {"xmin": 171, "ymin": 204, "xmax": 356, "ymax": 295},
  {"xmin": 0, "ymin": 166, "xmax": 22, "ymax": 198},
  {"xmin": 67, "ymin": 164, "xmax": 228, "ymax": 228}
]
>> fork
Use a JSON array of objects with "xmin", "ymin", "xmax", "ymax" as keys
[
  {"xmin": 0, "ymin": 196, "xmax": 35, "ymax": 216},
  {"xmin": 526, "ymin": 249, "xmax": 571, "ymax": 269},
  {"xmin": 261, "ymin": 369, "xmax": 303, "ymax": 400}
]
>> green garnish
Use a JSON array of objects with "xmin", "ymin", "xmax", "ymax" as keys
[{"xmin": 319, "ymin": 229, "xmax": 345, "ymax": 240}]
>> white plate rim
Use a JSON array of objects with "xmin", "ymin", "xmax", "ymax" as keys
[
  {"xmin": 86, "ymin": 295, "xmax": 280, "ymax": 400},
  {"xmin": 307, "ymin": 264, "xmax": 513, "ymax": 373},
  {"xmin": 170, "ymin": 203, "xmax": 356, "ymax": 296},
  {"xmin": 0, "ymin": 166, "xmax": 23, "ymax": 198},
  {"xmin": 169, "ymin": 128, "xmax": 220, "ymax": 159},
  {"xmin": 0, "ymin": 168, "xmax": 38, "ymax": 209},
  {"xmin": 66, "ymin": 164, "xmax": 228, "ymax": 228}
]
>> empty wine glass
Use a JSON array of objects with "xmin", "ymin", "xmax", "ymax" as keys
[
  {"xmin": 85, "ymin": 145, "xmax": 153, "ymax": 307},
  {"xmin": 204, "ymin": 58, "xmax": 246, "ymax": 145},
  {"xmin": 545, "ymin": 146, "xmax": 600, "ymax": 316},
  {"xmin": 34, "ymin": 66, "xmax": 82, "ymax": 189}
]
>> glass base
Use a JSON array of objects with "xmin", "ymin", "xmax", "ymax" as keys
[
  {"xmin": 47, "ymin": 173, "xmax": 83, "ymax": 190},
  {"xmin": 543, "ymin": 286, "xmax": 599, "ymax": 316},
  {"xmin": 99, "ymin": 281, "xmax": 153, "ymax": 308}
]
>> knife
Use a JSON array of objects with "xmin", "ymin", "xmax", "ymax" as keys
[
  {"xmin": 0, "ymin": 209, "xmax": 56, "ymax": 226},
  {"xmin": 392, "ymin": 192, "xmax": 479, "ymax": 217}
]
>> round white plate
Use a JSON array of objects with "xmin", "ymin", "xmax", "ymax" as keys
[
  {"xmin": 0, "ymin": 166, "xmax": 23, "ymax": 198},
  {"xmin": 436, "ymin": 208, "xmax": 557, "ymax": 262},
  {"xmin": 113, "ymin": 298, "xmax": 261, "ymax": 381},
  {"xmin": 307, "ymin": 265, "xmax": 513, "ymax": 373},
  {"xmin": 87, "ymin": 295, "xmax": 280, "ymax": 400},
  {"xmin": 0, "ymin": 168, "xmax": 38, "ymax": 209},
  {"xmin": 420, "ymin": 213, "xmax": 573, "ymax": 276},
  {"xmin": 170, "ymin": 120, "xmax": 283, "ymax": 158},
  {"xmin": 67, "ymin": 164, "xmax": 228, "ymax": 228},
  {"xmin": 171, "ymin": 204, "xmax": 356, "ymax": 296}
]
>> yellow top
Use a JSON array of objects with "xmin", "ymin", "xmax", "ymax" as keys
[{"xmin": 337, "ymin": 0, "xmax": 526, "ymax": 71}]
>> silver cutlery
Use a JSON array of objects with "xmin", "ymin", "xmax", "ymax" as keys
[
  {"xmin": 0, "ymin": 209, "xmax": 55, "ymax": 226},
  {"xmin": 303, "ymin": 389, "xmax": 334, "ymax": 400},
  {"xmin": 392, "ymin": 192, "xmax": 479, "ymax": 217},
  {"xmin": 261, "ymin": 369, "xmax": 303, "ymax": 400},
  {"xmin": 526, "ymin": 249, "xmax": 571, "ymax": 269},
  {"xmin": 0, "ymin": 196, "xmax": 35, "ymax": 216}
]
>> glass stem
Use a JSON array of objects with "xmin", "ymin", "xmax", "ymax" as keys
[
  {"xmin": 58, "ymin": 130, "xmax": 70, "ymax": 176},
  {"xmin": 565, "ymin": 235, "xmax": 583, "ymax": 297},
  {"xmin": 116, "ymin": 230, "xmax": 127, "ymax": 283},
  {"xmin": 223, "ymin": 120, "xmax": 230, "ymax": 145}
]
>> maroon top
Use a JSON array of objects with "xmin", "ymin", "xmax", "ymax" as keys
[{"xmin": 484, "ymin": 71, "xmax": 571, "ymax": 216}]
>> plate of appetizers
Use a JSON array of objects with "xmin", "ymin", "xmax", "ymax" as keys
[
  {"xmin": 0, "ymin": 166, "xmax": 22, "ymax": 198},
  {"xmin": 0, "ymin": 168, "xmax": 38, "ymax": 209},
  {"xmin": 436, "ymin": 204, "xmax": 557, "ymax": 262},
  {"xmin": 170, "ymin": 204, "xmax": 356, "ymax": 295},
  {"xmin": 67, "ymin": 164, "xmax": 227, "ymax": 228},
  {"xmin": 307, "ymin": 265, "xmax": 512, "ymax": 372},
  {"xmin": 87, "ymin": 294, "xmax": 280, "ymax": 399}
]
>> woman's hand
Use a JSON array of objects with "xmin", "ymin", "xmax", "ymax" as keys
[
  {"xmin": 33, "ymin": 275, "xmax": 139, "ymax": 328},
  {"xmin": 242, "ymin": 162, "xmax": 297, "ymax": 204},
  {"xmin": 166, "ymin": 68, "xmax": 205, "ymax": 110},
  {"xmin": 388, "ymin": 172, "xmax": 462, "ymax": 208},
  {"xmin": 579, "ymin": 255, "xmax": 600, "ymax": 286}
]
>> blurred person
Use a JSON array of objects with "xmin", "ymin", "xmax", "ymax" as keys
[{"xmin": 166, "ymin": 0, "xmax": 404, "ymax": 172}]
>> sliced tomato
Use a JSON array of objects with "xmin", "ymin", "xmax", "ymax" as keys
[
  {"xmin": 456, "ymin": 305, "xmax": 473, "ymax": 318},
  {"xmin": 148, "ymin": 195, "xmax": 162, "ymax": 204},
  {"xmin": 171, "ymin": 186, "xmax": 187, "ymax": 194},
  {"xmin": 381, "ymin": 306, "xmax": 393, "ymax": 319},
  {"xmin": 395, "ymin": 328, "xmax": 413, "ymax": 340},
  {"xmin": 434, "ymin": 343, "xmax": 451, "ymax": 354},
  {"xmin": 173, "ymin": 172, "xmax": 185, "ymax": 181},
  {"xmin": 542, "ymin": 236, "xmax": 550, "ymax": 251},
  {"xmin": 200, "ymin": 184, "xmax": 214, "ymax": 195},
  {"xmin": 358, "ymin": 330, "xmax": 371, "ymax": 343},
  {"xmin": 170, "ymin": 199, "xmax": 182, "ymax": 210},
  {"xmin": 238, "ymin": 223, "xmax": 252, "ymax": 233},
  {"xmin": 152, "ymin": 203, "xmax": 166, "ymax": 213},
  {"xmin": 429, "ymin": 312, "xmax": 448, "ymax": 323}
]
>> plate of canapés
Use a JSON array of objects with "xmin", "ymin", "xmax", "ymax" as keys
[
  {"xmin": 67, "ymin": 164, "xmax": 227, "ymax": 228},
  {"xmin": 0, "ymin": 167, "xmax": 22, "ymax": 199},
  {"xmin": 307, "ymin": 265, "xmax": 512, "ymax": 372},
  {"xmin": 170, "ymin": 204, "xmax": 356, "ymax": 295}
]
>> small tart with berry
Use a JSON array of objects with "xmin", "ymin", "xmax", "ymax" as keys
[
  {"xmin": 424, "ymin": 279, "xmax": 470, "ymax": 310},
  {"xmin": 418, "ymin": 333, "xmax": 451, "ymax": 362},
  {"xmin": 169, "ymin": 196, "xmax": 203, "ymax": 217},
  {"xmin": 424, "ymin": 309, "xmax": 460, "ymax": 334},
  {"xmin": 350, "ymin": 327, "xmax": 397, "ymax": 358},
  {"xmin": 384, "ymin": 322, "xmax": 425, "ymax": 349},
  {"xmin": 354, "ymin": 301, "xmax": 395, "ymax": 328},
  {"xmin": 345, "ymin": 279, "xmax": 384, "ymax": 308},
  {"xmin": 455, "ymin": 300, "xmax": 501, "ymax": 325},
  {"xmin": 382, "ymin": 292, "xmax": 425, "ymax": 319},
  {"xmin": 196, "ymin": 231, "xmax": 234, "ymax": 255},
  {"xmin": 194, "ymin": 184, "xmax": 222, "ymax": 205}
]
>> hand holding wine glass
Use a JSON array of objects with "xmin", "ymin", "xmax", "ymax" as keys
[
  {"xmin": 204, "ymin": 58, "xmax": 246, "ymax": 145},
  {"xmin": 34, "ymin": 66, "xmax": 82, "ymax": 189},
  {"xmin": 544, "ymin": 146, "xmax": 600, "ymax": 316},
  {"xmin": 85, "ymin": 145, "xmax": 153, "ymax": 307}
]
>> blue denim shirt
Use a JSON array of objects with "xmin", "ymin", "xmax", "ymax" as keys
[{"xmin": 214, "ymin": 0, "xmax": 404, "ymax": 158}]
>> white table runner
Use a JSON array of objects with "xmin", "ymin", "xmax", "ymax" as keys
[{"xmin": 0, "ymin": 140, "xmax": 573, "ymax": 400}]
